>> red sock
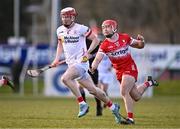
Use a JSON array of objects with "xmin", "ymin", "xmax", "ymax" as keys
[
  {"xmin": 144, "ymin": 81, "xmax": 150, "ymax": 87},
  {"xmin": 128, "ymin": 112, "xmax": 133, "ymax": 119},
  {"xmin": 77, "ymin": 97, "xmax": 84, "ymax": 103},
  {"xmin": 106, "ymin": 101, "xmax": 113, "ymax": 107}
]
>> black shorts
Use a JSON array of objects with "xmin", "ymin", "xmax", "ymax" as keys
[{"xmin": 88, "ymin": 69, "xmax": 98, "ymax": 85}]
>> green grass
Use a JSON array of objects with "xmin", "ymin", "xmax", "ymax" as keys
[
  {"xmin": 0, "ymin": 79, "xmax": 180, "ymax": 128},
  {"xmin": 1, "ymin": 79, "xmax": 180, "ymax": 96},
  {"xmin": 154, "ymin": 79, "xmax": 180, "ymax": 96},
  {"xmin": 0, "ymin": 96, "xmax": 180, "ymax": 128}
]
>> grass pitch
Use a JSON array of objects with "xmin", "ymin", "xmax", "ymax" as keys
[
  {"xmin": 0, "ymin": 96, "xmax": 180, "ymax": 128},
  {"xmin": 0, "ymin": 79, "xmax": 180, "ymax": 128}
]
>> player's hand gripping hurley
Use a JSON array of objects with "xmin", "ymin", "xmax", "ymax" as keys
[{"xmin": 27, "ymin": 60, "xmax": 66, "ymax": 77}]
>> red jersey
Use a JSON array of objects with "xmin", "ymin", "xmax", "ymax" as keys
[{"xmin": 99, "ymin": 33, "xmax": 138, "ymax": 81}]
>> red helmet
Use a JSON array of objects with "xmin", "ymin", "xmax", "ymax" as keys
[
  {"xmin": 102, "ymin": 20, "xmax": 117, "ymax": 32},
  {"xmin": 60, "ymin": 7, "xmax": 77, "ymax": 16}
]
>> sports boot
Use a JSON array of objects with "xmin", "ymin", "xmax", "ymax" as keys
[
  {"xmin": 112, "ymin": 104, "xmax": 121, "ymax": 124},
  {"xmin": 121, "ymin": 118, "xmax": 135, "ymax": 125},
  {"xmin": 78, "ymin": 103, "xmax": 89, "ymax": 118},
  {"xmin": 147, "ymin": 76, "xmax": 159, "ymax": 86}
]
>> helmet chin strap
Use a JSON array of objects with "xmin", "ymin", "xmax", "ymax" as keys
[
  {"xmin": 105, "ymin": 26, "xmax": 116, "ymax": 38},
  {"xmin": 63, "ymin": 24, "xmax": 71, "ymax": 28},
  {"xmin": 105, "ymin": 33, "xmax": 114, "ymax": 38}
]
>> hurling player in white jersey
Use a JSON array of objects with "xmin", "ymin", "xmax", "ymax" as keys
[{"xmin": 51, "ymin": 7, "xmax": 121, "ymax": 123}]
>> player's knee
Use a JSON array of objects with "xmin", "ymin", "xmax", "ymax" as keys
[
  {"xmin": 133, "ymin": 96, "xmax": 141, "ymax": 102},
  {"xmin": 61, "ymin": 75, "xmax": 69, "ymax": 85},
  {"xmin": 130, "ymin": 92, "xmax": 141, "ymax": 102}
]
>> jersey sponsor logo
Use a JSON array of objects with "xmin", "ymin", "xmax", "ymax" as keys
[
  {"xmin": 63, "ymin": 36, "xmax": 79, "ymax": 44},
  {"xmin": 109, "ymin": 47, "xmax": 128, "ymax": 57}
]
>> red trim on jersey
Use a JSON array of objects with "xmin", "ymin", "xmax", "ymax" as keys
[{"xmin": 86, "ymin": 29, "xmax": 92, "ymax": 38}]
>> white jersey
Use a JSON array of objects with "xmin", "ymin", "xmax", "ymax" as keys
[{"xmin": 56, "ymin": 23, "xmax": 90, "ymax": 66}]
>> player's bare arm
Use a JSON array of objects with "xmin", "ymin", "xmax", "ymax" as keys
[
  {"xmin": 51, "ymin": 39, "xmax": 63, "ymax": 67},
  {"xmin": 90, "ymin": 52, "xmax": 104, "ymax": 73},
  {"xmin": 130, "ymin": 34, "xmax": 145, "ymax": 49}
]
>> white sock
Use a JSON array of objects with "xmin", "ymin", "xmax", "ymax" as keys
[
  {"xmin": 79, "ymin": 101, "xmax": 86, "ymax": 105},
  {"xmin": 148, "ymin": 81, "xmax": 153, "ymax": 86},
  {"xmin": 127, "ymin": 118, "xmax": 134, "ymax": 121}
]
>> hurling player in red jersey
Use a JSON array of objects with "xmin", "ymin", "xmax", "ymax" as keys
[{"xmin": 91, "ymin": 19, "xmax": 158, "ymax": 124}]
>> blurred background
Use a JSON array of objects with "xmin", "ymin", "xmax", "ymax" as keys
[
  {"xmin": 0, "ymin": 0, "xmax": 180, "ymax": 44},
  {"xmin": 0, "ymin": 0, "xmax": 180, "ymax": 97}
]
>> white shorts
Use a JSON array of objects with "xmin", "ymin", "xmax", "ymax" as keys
[{"xmin": 72, "ymin": 62, "xmax": 90, "ymax": 80}]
